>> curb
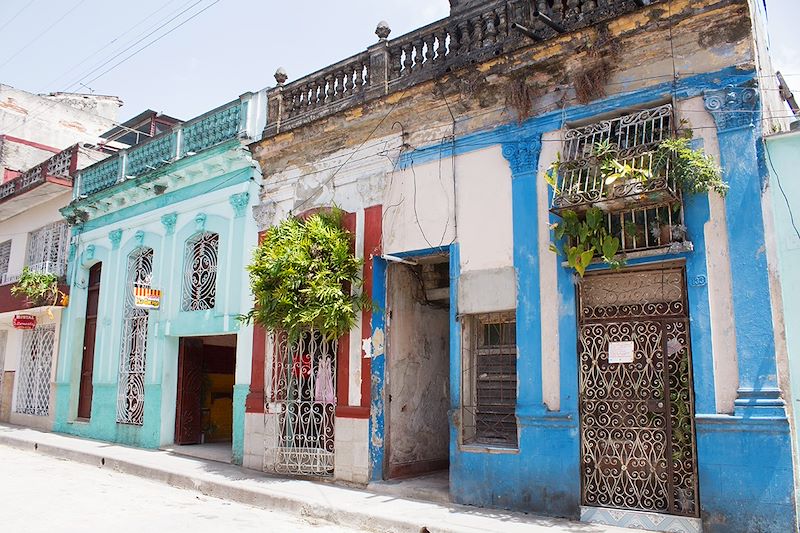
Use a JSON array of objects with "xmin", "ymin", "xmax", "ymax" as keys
[{"xmin": 0, "ymin": 432, "xmax": 417, "ymax": 532}]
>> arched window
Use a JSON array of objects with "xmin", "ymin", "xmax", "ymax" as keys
[
  {"xmin": 117, "ymin": 247, "xmax": 153, "ymax": 425},
  {"xmin": 182, "ymin": 232, "xmax": 219, "ymax": 311}
]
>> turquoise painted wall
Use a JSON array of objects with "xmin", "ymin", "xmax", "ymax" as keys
[
  {"xmin": 54, "ymin": 157, "xmax": 259, "ymax": 464},
  {"xmin": 766, "ymin": 130, "xmax": 800, "ymax": 514},
  {"xmin": 368, "ymin": 68, "xmax": 797, "ymax": 532}
]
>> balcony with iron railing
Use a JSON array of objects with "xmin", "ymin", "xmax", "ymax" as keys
[
  {"xmin": 0, "ymin": 260, "xmax": 68, "ymax": 286},
  {"xmin": 74, "ymin": 91, "xmax": 266, "ymax": 199},
  {"xmin": 0, "ymin": 144, "xmax": 79, "ymax": 203},
  {"xmin": 264, "ymin": 0, "xmax": 663, "ymax": 136}
]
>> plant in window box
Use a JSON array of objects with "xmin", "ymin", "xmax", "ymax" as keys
[
  {"xmin": 11, "ymin": 266, "xmax": 69, "ymax": 316},
  {"xmin": 622, "ymin": 220, "xmax": 645, "ymax": 250},
  {"xmin": 549, "ymin": 208, "xmax": 623, "ymax": 277},
  {"xmin": 648, "ymin": 204, "xmax": 688, "ymax": 246},
  {"xmin": 653, "ymin": 137, "xmax": 727, "ymax": 197},
  {"xmin": 594, "ymin": 140, "xmax": 653, "ymax": 200}
]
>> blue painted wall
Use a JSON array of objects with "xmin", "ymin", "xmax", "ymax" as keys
[{"xmin": 386, "ymin": 67, "xmax": 796, "ymax": 532}]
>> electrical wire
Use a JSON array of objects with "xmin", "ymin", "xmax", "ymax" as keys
[
  {"xmin": 0, "ymin": 0, "xmax": 36, "ymax": 33},
  {"xmin": 0, "ymin": 0, "xmax": 87, "ymax": 70}
]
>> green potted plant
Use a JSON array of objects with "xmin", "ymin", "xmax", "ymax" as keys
[
  {"xmin": 11, "ymin": 267, "xmax": 68, "ymax": 316},
  {"xmin": 653, "ymin": 137, "xmax": 727, "ymax": 197},
  {"xmin": 594, "ymin": 140, "xmax": 652, "ymax": 199},
  {"xmin": 549, "ymin": 207, "xmax": 623, "ymax": 277}
]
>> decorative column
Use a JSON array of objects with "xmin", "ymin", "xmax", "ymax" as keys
[
  {"xmin": 703, "ymin": 86, "xmax": 784, "ymax": 417},
  {"xmin": 501, "ymin": 137, "xmax": 544, "ymax": 415}
]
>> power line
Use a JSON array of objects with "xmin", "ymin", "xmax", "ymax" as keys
[
  {"xmin": 0, "ymin": 0, "xmax": 87, "ymax": 71},
  {"xmin": 0, "ymin": 0, "xmax": 36, "ymax": 33},
  {"xmin": 38, "ymin": 0, "xmax": 185, "ymax": 92}
]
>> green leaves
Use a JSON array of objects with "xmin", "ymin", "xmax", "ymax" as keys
[
  {"xmin": 548, "ymin": 208, "xmax": 625, "ymax": 277},
  {"xmin": 654, "ymin": 137, "xmax": 727, "ymax": 197},
  {"xmin": 11, "ymin": 266, "xmax": 59, "ymax": 303},
  {"xmin": 243, "ymin": 209, "xmax": 367, "ymax": 340}
]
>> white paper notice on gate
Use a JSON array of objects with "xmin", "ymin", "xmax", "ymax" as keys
[{"xmin": 608, "ymin": 341, "xmax": 635, "ymax": 364}]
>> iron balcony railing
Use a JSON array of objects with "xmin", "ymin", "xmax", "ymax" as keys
[
  {"xmin": 265, "ymin": 0, "xmax": 664, "ymax": 136},
  {"xmin": 0, "ymin": 144, "xmax": 80, "ymax": 202},
  {"xmin": 551, "ymin": 104, "xmax": 681, "ymax": 215},
  {"xmin": 1, "ymin": 260, "xmax": 68, "ymax": 286},
  {"xmin": 75, "ymin": 90, "xmax": 266, "ymax": 199}
]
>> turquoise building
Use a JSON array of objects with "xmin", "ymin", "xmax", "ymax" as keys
[{"xmin": 54, "ymin": 90, "xmax": 267, "ymax": 465}]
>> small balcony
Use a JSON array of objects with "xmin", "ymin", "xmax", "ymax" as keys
[
  {"xmin": 0, "ymin": 261, "xmax": 67, "ymax": 286},
  {"xmin": 550, "ymin": 104, "xmax": 681, "ymax": 215},
  {"xmin": 75, "ymin": 93, "xmax": 264, "ymax": 199}
]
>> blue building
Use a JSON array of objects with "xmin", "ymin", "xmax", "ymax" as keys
[{"xmin": 244, "ymin": 1, "xmax": 798, "ymax": 532}]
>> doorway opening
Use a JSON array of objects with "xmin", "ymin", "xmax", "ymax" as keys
[
  {"xmin": 383, "ymin": 254, "xmax": 450, "ymax": 494},
  {"xmin": 78, "ymin": 262, "xmax": 101, "ymax": 419},
  {"xmin": 172, "ymin": 335, "xmax": 237, "ymax": 463}
]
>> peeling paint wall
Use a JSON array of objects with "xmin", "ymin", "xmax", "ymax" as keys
[{"xmin": 386, "ymin": 264, "xmax": 450, "ymax": 476}]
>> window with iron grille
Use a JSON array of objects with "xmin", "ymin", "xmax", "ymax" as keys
[
  {"xmin": 0, "ymin": 240, "xmax": 10, "ymax": 277},
  {"xmin": 117, "ymin": 247, "xmax": 153, "ymax": 426},
  {"xmin": 15, "ymin": 324, "xmax": 55, "ymax": 416},
  {"xmin": 26, "ymin": 221, "xmax": 68, "ymax": 276},
  {"xmin": 461, "ymin": 311, "xmax": 518, "ymax": 448},
  {"xmin": 554, "ymin": 103, "xmax": 686, "ymax": 253},
  {"xmin": 181, "ymin": 232, "xmax": 219, "ymax": 311}
]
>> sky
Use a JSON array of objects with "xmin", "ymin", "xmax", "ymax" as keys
[{"xmin": 0, "ymin": 0, "xmax": 796, "ymax": 124}]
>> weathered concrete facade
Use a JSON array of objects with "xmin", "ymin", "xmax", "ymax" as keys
[{"xmin": 246, "ymin": 1, "xmax": 797, "ymax": 531}]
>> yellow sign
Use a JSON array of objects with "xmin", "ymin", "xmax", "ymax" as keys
[{"xmin": 133, "ymin": 286, "xmax": 161, "ymax": 309}]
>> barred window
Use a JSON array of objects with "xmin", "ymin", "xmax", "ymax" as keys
[
  {"xmin": 461, "ymin": 311, "xmax": 518, "ymax": 448},
  {"xmin": 15, "ymin": 324, "xmax": 55, "ymax": 416},
  {"xmin": 0, "ymin": 240, "xmax": 10, "ymax": 277},
  {"xmin": 26, "ymin": 221, "xmax": 68, "ymax": 274},
  {"xmin": 117, "ymin": 247, "xmax": 153, "ymax": 425},
  {"xmin": 181, "ymin": 232, "xmax": 219, "ymax": 311}
]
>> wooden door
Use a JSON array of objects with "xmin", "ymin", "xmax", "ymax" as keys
[
  {"xmin": 175, "ymin": 338, "xmax": 204, "ymax": 444},
  {"xmin": 77, "ymin": 263, "xmax": 101, "ymax": 419}
]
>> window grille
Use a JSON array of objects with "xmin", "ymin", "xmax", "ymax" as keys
[
  {"xmin": 117, "ymin": 247, "xmax": 153, "ymax": 426},
  {"xmin": 26, "ymin": 221, "xmax": 68, "ymax": 276},
  {"xmin": 0, "ymin": 330, "xmax": 7, "ymax": 411},
  {"xmin": 15, "ymin": 324, "xmax": 55, "ymax": 416},
  {"xmin": 461, "ymin": 311, "xmax": 517, "ymax": 448},
  {"xmin": 181, "ymin": 232, "xmax": 219, "ymax": 311},
  {"xmin": 0, "ymin": 241, "xmax": 10, "ymax": 277},
  {"xmin": 555, "ymin": 104, "xmax": 686, "ymax": 253}
]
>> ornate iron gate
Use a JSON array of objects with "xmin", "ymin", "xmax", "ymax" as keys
[
  {"xmin": 15, "ymin": 324, "xmax": 55, "ymax": 416},
  {"xmin": 578, "ymin": 265, "xmax": 699, "ymax": 517},
  {"xmin": 266, "ymin": 330, "xmax": 336, "ymax": 476}
]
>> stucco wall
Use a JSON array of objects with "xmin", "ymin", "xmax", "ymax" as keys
[{"xmin": 385, "ymin": 264, "xmax": 449, "ymax": 475}]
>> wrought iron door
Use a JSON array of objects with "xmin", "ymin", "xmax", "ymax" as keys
[
  {"xmin": 578, "ymin": 266, "xmax": 699, "ymax": 517},
  {"xmin": 15, "ymin": 324, "xmax": 55, "ymax": 416},
  {"xmin": 266, "ymin": 330, "xmax": 336, "ymax": 476}
]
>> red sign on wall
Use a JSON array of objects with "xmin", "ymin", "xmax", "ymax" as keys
[{"xmin": 12, "ymin": 314, "xmax": 36, "ymax": 329}]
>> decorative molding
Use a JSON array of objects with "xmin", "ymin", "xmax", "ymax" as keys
[
  {"xmin": 703, "ymin": 86, "xmax": 758, "ymax": 132},
  {"xmin": 690, "ymin": 274, "xmax": 707, "ymax": 287},
  {"xmin": 501, "ymin": 137, "xmax": 542, "ymax": 177},
  {"xmin": 135, "ymin": 230, "xmax": 145, "ymax": 246},
  {"xmin": 85, "ymin": 244, "xmax": 95, "ymax": 261},
  {"xmin": 109, "ymin": 229, "xmax": 122, "ymax": 250},
  {"xmin": 195, "ymin": 212, "xmax": 207, "ymax": 232},
  {"xmin": 161, "ymin": 212, "xmax": 178, "ymax": 235},
  {"xmin": 229, "ymin": 192, "xmax": 250, "ymax": 218},
  {"xmin": 252, "ymin": 202, "xmax": 277, "ymax": 231}
]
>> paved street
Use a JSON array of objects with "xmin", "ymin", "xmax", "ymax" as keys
[{"xmin": 0, "ymin": 446, "xmax": 356, "ymax": 533}]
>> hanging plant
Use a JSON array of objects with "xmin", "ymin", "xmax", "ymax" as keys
[
  {"xmin": 653, "ymin": 137, "xmax": 727, "ymax": 197},
  {"xmin": 242, "ymin": 209, "xmax": 368, "ymax": 340},
  {"xmin": 11, "ymin": 266, "xmax": 69, "ymax": 314},
  {"xmin": 549, "ymin": 208, "xmax": 623, "ymax": 277}
]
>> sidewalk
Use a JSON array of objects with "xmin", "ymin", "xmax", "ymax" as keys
[{"xmin": 0, "ymin": 424, "xmax": 638, "ymax": 533}]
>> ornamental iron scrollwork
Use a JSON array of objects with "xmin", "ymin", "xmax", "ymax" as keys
[
  {"xmin": 266, "ymin": 330, "xmax": 337, "ymax": 477},
  {"xmin": 578, "ymin": 266, "xmax": 699, "ymax": 518},
  {"xmin": 116, "ymin": 247, "xmax": 153, "ymax": 426},
  {"xmin": 15, "ymin": 324, "xmax": 55, "ymax": 416},
  {"xmin": 552, "ymin": 103, "xmax": 680, "ymax": 213},
  {"xmin": 181, "ymin": 232, "xmax": 219, "ymax": 312}
]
